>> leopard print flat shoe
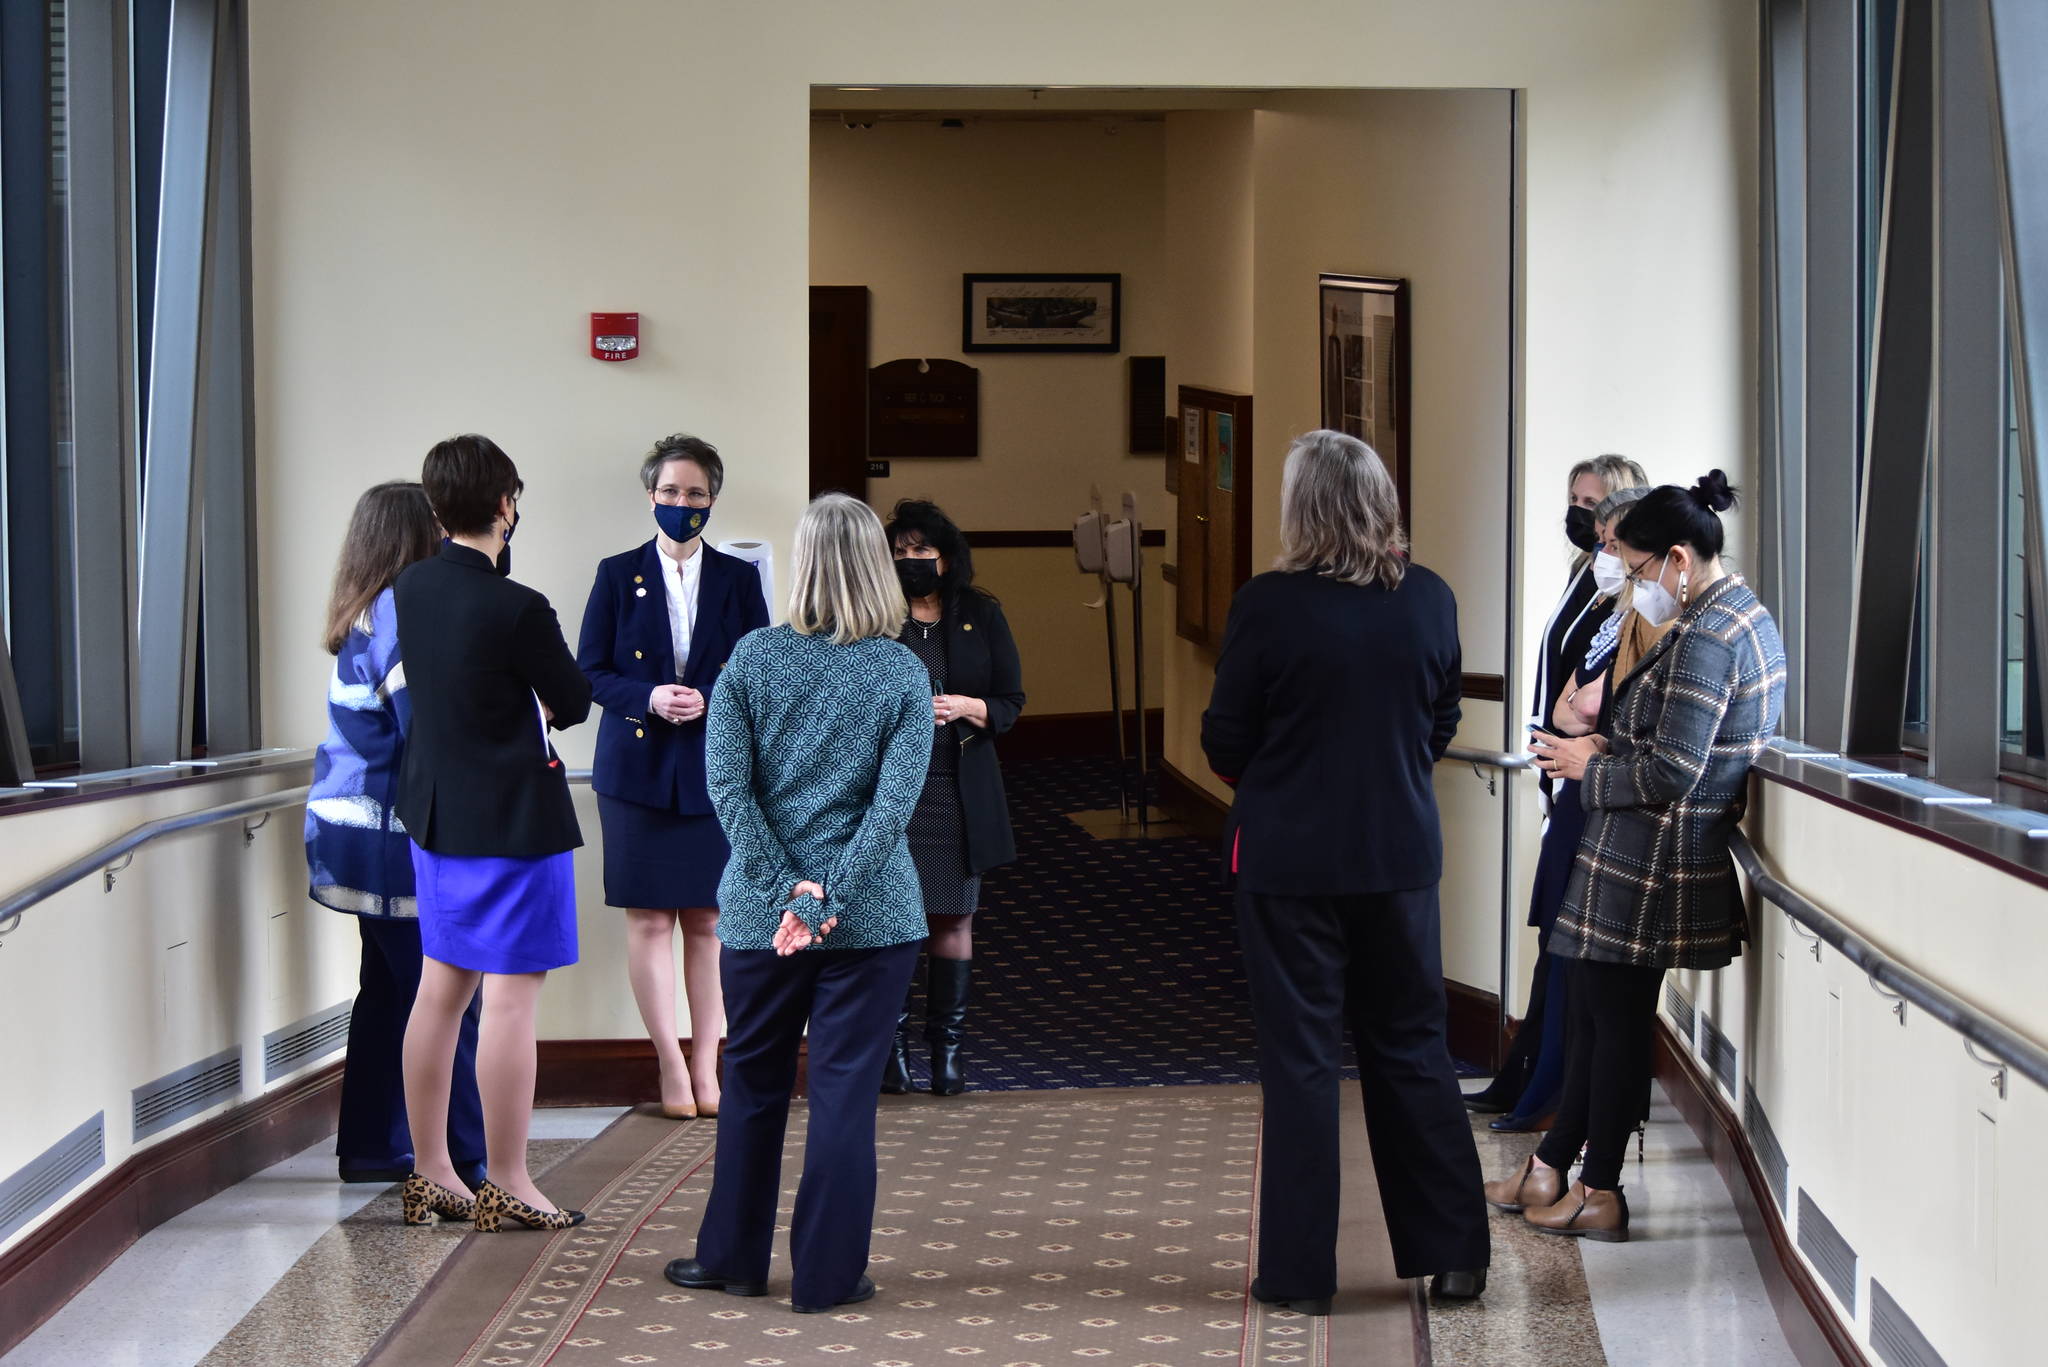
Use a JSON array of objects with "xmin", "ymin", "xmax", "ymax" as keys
[
  {"xmin": 401, "ymin": 1173, "xmax": 476, "ymax": 1225},
  {"xmin": 474, "ymin": 1180, "xmax": 586, "ymax": 1233}
]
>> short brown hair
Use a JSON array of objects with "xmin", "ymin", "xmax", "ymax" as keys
[
  {"xmin": 640, "ymin": 433, "xmax": 724, "ymax": 496},
  {"xmin": 423, "ymin": 433, "xmax": 521, "ymax": 536}
]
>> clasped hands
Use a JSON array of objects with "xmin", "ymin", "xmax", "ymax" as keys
[
  {"xmin": 773, "ymin": 880, "xmax": 838, "ymax": 957},
  {"xmin": 651, "ymin": 683, "xmax": 705, "ymax": 725}
]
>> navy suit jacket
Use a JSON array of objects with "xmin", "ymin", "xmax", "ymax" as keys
[{"xmin": 578, "ymin": 541, "xmax": 768, "ymax": 814}]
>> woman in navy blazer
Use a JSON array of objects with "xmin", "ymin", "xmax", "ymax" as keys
[{"xmin": 578, "ymin": 434, "xmax": 768, "ymax": 1119}]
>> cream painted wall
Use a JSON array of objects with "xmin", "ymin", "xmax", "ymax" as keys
[{"xmin": 807, "ymin": 119, "xmax": 1168, "ymax": 716}]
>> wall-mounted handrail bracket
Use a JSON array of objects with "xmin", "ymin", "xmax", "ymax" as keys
[
  {"xmin": 1784, "ymin": 910, "xmax": 1823, "ymax": 962},
  {"xmin": 242, "ymin": 811, "xmax": 270, "ymax": 846},
  {"xmin": 1963, "ymin": 1039, "xmax": 2009, "ymax": 1101},
  {"xmin": 1867, "ymin": 972, "xmax": 1907, "ymax": 1025},
  {"xmin": 103, "ymin": 852, "xmax": 135, "ymax": 892}
]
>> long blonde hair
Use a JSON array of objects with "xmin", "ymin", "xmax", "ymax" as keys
[
  {"xmin": 785, "ymin": 493, "xmax": 907, "ymax": 644},
  {"xmin": 1275, "ymin": 430, "xmax": 1408, "ymax": 590},
  {"xmin": 1567, "ymin": 453, "xmax": 1650, "ymax": 571}
]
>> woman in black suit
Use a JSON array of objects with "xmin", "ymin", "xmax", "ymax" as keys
[
  {"xmin": 578, "ymin": 434, "xmax": 769, "ymax": 1120},
  {"xmin": 395, "ymin": 434, "xmax": 593, "ymax": 1233},
  {"xmin": 1202, "ymin": 430, "xmax": 1488, "ymax": 1311},
  {"xmin": 878, "ymin": 499, "xmax": 1025, "ymax": 1096}
]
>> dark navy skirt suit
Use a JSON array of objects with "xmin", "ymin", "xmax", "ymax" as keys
[{"xmin": 578, "ymin": 541, "xmax": 768, "ymax": 909}]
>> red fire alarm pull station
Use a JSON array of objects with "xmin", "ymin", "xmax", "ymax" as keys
[{"xmin": 591, "ymin": 312, "xmax": 639, "ymax": 361}]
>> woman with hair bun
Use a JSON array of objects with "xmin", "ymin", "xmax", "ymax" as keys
[{"xmin": 1487, "ymin": 469, "xmax": 1786, "ymax": 1244}]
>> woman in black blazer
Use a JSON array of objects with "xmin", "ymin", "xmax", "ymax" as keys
[
  {"xmin": 879, "ymin": 500, "xmax": 1024, "ymax": 1096},
  {"xmin": 577, "ymin": 434, "xmax": 769, "ymax": 1120},
  {"xmin": 394, "ymin": 434, "xmax": 593, "ymax": 1234},
  {"xmin": 1202, "ymin": 430, "xmax": 1488, "ymax": 1312}
]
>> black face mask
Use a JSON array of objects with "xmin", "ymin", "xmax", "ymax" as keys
[
  {"xmin": 895, "ymin": 558, "xmax": 941, "ymax": 600},
  {"xmin": 1565, "ymin": 505, "xmax": 1599, "ymax": 553}
]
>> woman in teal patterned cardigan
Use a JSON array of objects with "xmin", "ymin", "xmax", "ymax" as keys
[{"xmin": 668, "ymin": 492, "xmax": 934, "ymax": 1315}]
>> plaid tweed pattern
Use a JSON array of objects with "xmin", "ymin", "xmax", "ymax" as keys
[{"xmin": 1552, "ymin": 575, "xmax": 1787, "ymax": 970}]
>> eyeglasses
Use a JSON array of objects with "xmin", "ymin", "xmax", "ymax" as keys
[
  {"xmin": 654, "ymin": 488, "xmax": 713, "ymax": 508},
  {"xmin": 1622, "ymin": 551, "xmax": 1661, "ymax": 585}
]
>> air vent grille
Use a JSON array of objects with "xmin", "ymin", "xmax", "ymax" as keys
[
  {"xmin": 0, "ymin": 1113, "xmax": 104, "ymax": 1243},
  {"xmin": 1702, "ymin": 1011, "xmax": 1739, "ymax": 1093},
  {"xmin": 1871, "ymin": 1281, "xmax": 1948, "ymax": 1367},
  {"xmin": 1797, "ymin": 1189, "xmax": 1857, "ymax": 1314},
  {"xmin": 264, "ymin": 1000, "xmax": 351, "ymax": 1082},
  {"xmin": 133, "ymin": 1046, "xmax": 242, "ymax": 1140},
  {"xmin": 1663, "ymin": 983, "xmax": 1696, "ymax": 1045},
  {"xmin": 1744, "ymin": 1083, "xmax": 1789, "ymax": 1213}
]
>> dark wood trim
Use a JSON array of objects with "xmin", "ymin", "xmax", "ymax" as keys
[
  {"xmin": 1753, "ymin": 751, "xmax": 2048, "ymax": 891},
  {"xmin": 0, "ymin": 1062, "xmax": 344, "ymax": 1358},
  {"xmin": 970, "ymin": 529, "xmax": 1165, "ymax": 550},
  {"xmin": 1459, "ymin": 673, "xmax": 1506, "ymax": 702},
  {"xmin": 1155, "ymin": 757, "xmax": 1231, "ymax": 842},
  {"xmin": 1653, "ymin": 1021, "xmax": 1867, "ymax": 1367},
  {"xmin": 535, "ymin": 1038, "xmax": 806, "ymax": 1106},
  {"xmin": 0, "ymin": 749, "xmax": 311, "ymax": 818},
  {"xmin": 1443, "ymin": 979, "xmax": 1504, "ymax": 1072},
  {"xmin": 1003, "ymin": 709, "xmax": 1164, "ymax": 764}
]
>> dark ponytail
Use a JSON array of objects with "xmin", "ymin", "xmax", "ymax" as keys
[{"xmin": 1615, "ymin": 468, "xmax": 1738, "ymax": 560}]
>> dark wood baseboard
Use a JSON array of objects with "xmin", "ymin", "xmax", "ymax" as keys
[
  {"xmin": 1653, "ymin": 1021, "xmax": 1866, "ymax": 1367},
  {"xmin": 535, "ymin": 1038, "xmax": 806, "ymax": 1105},
  {"xmin": 972, "ymin": 529, "xmax": 1166, "ymax": 549},
  {"xmin": 1155, "ymin": 757, "xmax": 1230, "ymax": 841},
  {"xmin": 1443, "ymin": 979, "xmax": 1504, "ymax": 1073},
  {"xmin": 1004, "ymin": 709, "xmax": 1164, "ymax": 764},
  {"xmin": 0, "ymin": 1062, "xmax": 344, "ymax": 1359}
]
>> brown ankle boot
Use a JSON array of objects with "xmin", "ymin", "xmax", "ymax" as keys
[
  {"xmin": 1524, "ymin": 1181, "xmax": 1630, "ymax": 1242},
  {"xmin": 1483, "ymin": 1156, "xmax": 1565, "ymax": 1213}
]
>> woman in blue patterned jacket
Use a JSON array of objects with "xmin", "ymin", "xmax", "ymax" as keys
[
  {"xmin": 306, "ymin": 481, "xmax": 485, "ymax": 1187},
  {"xmin": 1489, "ymin": 470, "xmax": 1786, "ymax": 1243},
  {"xmin": 666, "ymin": 492, "xmax": 934, "ymax": 1315}
]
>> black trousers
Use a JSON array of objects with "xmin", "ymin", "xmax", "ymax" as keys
[
  {"xmin": 1534, "ymin": 957, "xmax": 1665, "ymax": 1190},
  {"xmin": 1235, "ymin": 888, "xmax": 1490, "ymax": 1288},
  {"xmin": 694, "ymin": 939, "xmax": 920, "ymax": 1307},
  {"xmin": 337, "ymin": 916, "xmax": 484, "ymax": 1173}
]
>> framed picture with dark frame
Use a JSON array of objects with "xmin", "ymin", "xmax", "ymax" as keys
[
  {"xmin": 962, "ymin": 273, "xmax": 1121, "ymax": 353},
  {"xmin": 1318, "ymin": 273, "xmax": 1410, "ymax": 515}
]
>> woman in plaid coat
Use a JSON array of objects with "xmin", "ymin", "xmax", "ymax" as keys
[{"xmin": 1485, "ymin": 470, "xmax": 1786, "ymax": 1242}]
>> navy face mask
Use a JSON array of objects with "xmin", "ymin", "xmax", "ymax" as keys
[{"xmin": 654, "ymin": 502, "xmax": 711, "ymax": 544}]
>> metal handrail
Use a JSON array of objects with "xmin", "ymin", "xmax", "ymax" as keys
[
  {"xmin": 1729, "ymin": 828, "xmax": 2047, "ymax": 1096},
  {"xmin": 1444, "ymin": 745, "xmax": 1536, "ymax": 772}
]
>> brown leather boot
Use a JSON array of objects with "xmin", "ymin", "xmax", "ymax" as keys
[
  {"xmin": 1524, "ymin": 1181, "xmax": 1630, "ymax": 1242},
  {"xmin": 1483, "ymin": 1156, "xmax": 1565, "ymax": 1213}
]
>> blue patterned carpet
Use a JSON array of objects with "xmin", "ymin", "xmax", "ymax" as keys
[{"xmin": 898, "ymin": 756, "xmax": 1482, "ymax": 1092}]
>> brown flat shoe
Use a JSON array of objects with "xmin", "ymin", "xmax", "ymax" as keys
[
  {"xmin": 1483, "ymin": 1156, "xmax": 1564, "ymax": 1213},
  {"xmin": 659, "ymin": 1101, "xmax": 698, "ymax": 1120},
  {"xmin": 1524, "ymin": 1181, "xmax": 1630, "ymax": 1242}
]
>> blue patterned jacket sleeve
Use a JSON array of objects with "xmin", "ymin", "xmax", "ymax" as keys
[
  {"xmin": 818, "ymin": 660, "xmax": 934, "ymax": 927},
  {"xmin": 704, "ymin": 644, "xmax": 799, "ymax": 908},
  {"xmin": 1582, "ymin": 621, "xmax": 1736, "ymax": 810}
]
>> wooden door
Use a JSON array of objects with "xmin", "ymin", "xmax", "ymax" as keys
[
  {"xmin": 809, "ymin": 285, "xmax": 870, "ymax": 499},
  {"xmin": 1172, "ymin": 386, "xmax": 1253, "ymax": 650}
]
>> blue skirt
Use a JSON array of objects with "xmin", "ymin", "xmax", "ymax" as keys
[
  {"xmin": 410, "ymin": 844, "xmax": 578, "ymax": 974},
  {"xmin": 596, "ymin": 794, "xmax": 729, "ymax": 909}
]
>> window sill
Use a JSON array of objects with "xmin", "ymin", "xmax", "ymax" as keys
[
  {"xmin": 0, "ymin": 749, "xmax": 314, "ymax": 819},
  {"xmin": 1753, "ymin": 745, "xmax": 2048, "ymax": 892}
]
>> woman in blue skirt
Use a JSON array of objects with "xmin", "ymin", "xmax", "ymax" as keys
[
  {"xmin": 394, "ymin": 434, "xmax": 594, "ymax": 1233},
  {"xmin": 579, "ymin": 434, "xmax": 768, "ymax": 1119}
]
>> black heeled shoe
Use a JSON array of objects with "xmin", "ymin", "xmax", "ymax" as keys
[
  {"xmin": 664, "ymin": 1257, "xmax": 767, "ymax": 1297},
  {"xmin": 400, "ymin": 1173, "xmax": 476, "ymax": 1225},
  {"xmin": 473, "ymin": 1180, "xmax": 585, "ymax": 1233},
  {"xmin": 1430, "ymin": 1269, "xmax": 1488, "ymax": 1300},
  {"xmin": 1250, "ymin": 1278, "xmax": 1332, "ymax": 1317},
  {"xmin": 926, "ymin": 957, "xmax": 971, "ymax": 1097},
  {"xmin": 880, "ymin": 1004, "xmax": 913, "ymax": 1095},
  {"xmin": 792, "ymin": 1275, "xmax": 877, "ymax": 1314}
]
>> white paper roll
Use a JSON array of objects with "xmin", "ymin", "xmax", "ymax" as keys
[{"xmin": 717, "ymin": 539, "xmax": 776, "ymax": 620}]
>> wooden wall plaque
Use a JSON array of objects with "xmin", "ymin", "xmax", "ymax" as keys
[{"xmin": 869, "ymin": 358, "xmax": 979, "ymax": 461}]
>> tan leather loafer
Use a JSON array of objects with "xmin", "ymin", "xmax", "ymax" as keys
[
  {"xmin": 1483, "ymin": 1156, "xmax": 1565, "ymax": 1213},
  {"xmin": 1524, "ymin": 1181, "xmax": 1630, "ymax": 1242}
]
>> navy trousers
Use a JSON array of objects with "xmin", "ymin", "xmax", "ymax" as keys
[
  {"xmin": 693, "ymin": 940, "xmax": 920, "ymax": 1308},
  {"xmin": 336, "ymin": 916, "xmax": 486, "ymax": 1176},
  {"xmin": 1235, "ymin": 887, "xmax": 1491, "ymax": 1287}
]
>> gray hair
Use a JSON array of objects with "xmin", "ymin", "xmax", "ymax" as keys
[
  {"xmin": 1274, "ymin": 430, "xmax": 1408, "ymax": 590},
  {"xmin": 640, "ymin": 433, "xmax": 725, "ymax": 496},
  {"xmin": 1594, "ymin": 485, "xmax": 1652, "ymax": 525},
  {"xmin": 786, "ymin": 493, "xmax": 906, "ymax": 645},
  {"xmin": 1566, "ymin": 453, "xmax": 1649, "ymax": 499}
]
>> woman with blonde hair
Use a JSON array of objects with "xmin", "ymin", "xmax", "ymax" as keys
[
  {"xmin": 666, "ymin": 492, "xmax": 934, "ymax": 1314},
  {"xmin": 1203, "ymin": 430, "xmax": 1489, "ymax": 1312}
]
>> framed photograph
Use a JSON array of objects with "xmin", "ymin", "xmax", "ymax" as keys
[
  {"xmin": 1318, "ymin": 274, "xmax": 1410, "ymax": 514},
  {"xmin": 963, "ymin": 273, "xmax": 1121, "ymax": 353}
]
